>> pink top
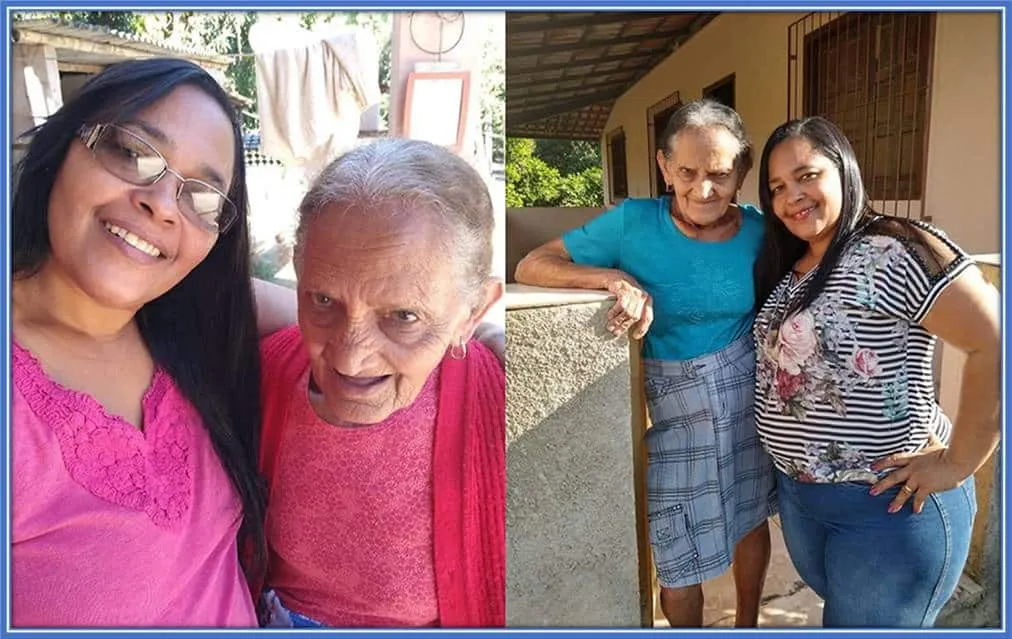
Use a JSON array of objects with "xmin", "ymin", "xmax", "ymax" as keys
[
  {"xmin": 264, "ymin": 338, "xmax": 440, "ymax": 627},
  {"xmin": 257, "ymin": 326, "xmax": 505, "ymax": 627},
  {"xmin": 11, "ymin": 341, "xmax": 257, "ymax": 628}
]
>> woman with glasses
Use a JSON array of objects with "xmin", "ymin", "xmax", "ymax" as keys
[
  {"xmin": 11, "ymin": 57, "xmax": 506, "ymax": 628},
  {"xmin": 12, "ymin": 58, "xmax": 264, "ymax": 627}
]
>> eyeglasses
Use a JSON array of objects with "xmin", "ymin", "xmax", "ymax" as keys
[{"xmin": 79, "ymin": 123, "xmax": 238, "ymax": 234}]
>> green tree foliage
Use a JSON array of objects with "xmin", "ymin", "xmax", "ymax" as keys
[
  {"xmin": 505, "ymin": 138, "xmax": 560, "ymax": 208},
  {"xmin": 535, "ymin": 139, "xmax": 600, "ymax": 176},
  {"xmin": 505, "ymin": 137, "xmax": 603, "ymax": 208},
  {"xmin": 480, "ymin": 16, "xmax": 505, "ymax": 163},
  {"xmin": 146, "ymin": 12, "xmax": 261, "ymax": 128},
  {"xmin": 557, "ymin": 166, "xmax": 604, "ymax": 207},
  {"xmin": 54, "ymin": 11, "xmax": 147, "ymax": 33},
  {"xmin": 17, "ymin": 10, "xmax": 503, "ymax": 160}
]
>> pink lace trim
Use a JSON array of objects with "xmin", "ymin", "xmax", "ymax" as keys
[{"xmin": 13, "ymin": 341, "xmax": 193, "ymax": 528}]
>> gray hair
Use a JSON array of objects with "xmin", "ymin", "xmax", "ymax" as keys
[
  {"xmin": 294, "ymin": 138, "xmax": 494, "ymax": 301},
  {"xmin": 659, "ymin": 99, "xmax": 753, "ymax": 177}
]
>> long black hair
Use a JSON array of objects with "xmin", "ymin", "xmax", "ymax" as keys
[
  {"xmin": 753, "ymin": 116, "xmax": 951, "ymax": 315},
  {"xmin": 13, "ymin": 58, "xmax": 266, "ymax": 581}
]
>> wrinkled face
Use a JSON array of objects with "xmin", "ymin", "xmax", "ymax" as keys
[
  {"xmin": 657, "ymin": 126, "xmax": 743, "ymax": 226},
  {"xmin": 766, "ymin": 136, "xmax": 844, "ymax": 245},
  {"xmin": 296, "ymin": 205, "xmax": 482, "ymax": 426},
  {"xmin": 45, "ymin": 84, "xmax": 234, "ymax": 311}
]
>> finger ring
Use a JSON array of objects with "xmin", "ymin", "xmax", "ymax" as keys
[{"xmin": 901, "ymin": 484, "xmax": 915, "ymax": 494}]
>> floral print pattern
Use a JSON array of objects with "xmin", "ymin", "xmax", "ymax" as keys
[
  {"xmin": 787, "ymin": 441, "xmax": 881, "ymax": 484},
  {"xmin": 757, "ymin": 235, "xmax": 914, "ymax": 483}
]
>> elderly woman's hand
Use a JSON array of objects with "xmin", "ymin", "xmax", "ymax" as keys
[
  {"xmin": 605, "ymin": 278, "xmax": 653, "ymax": 340},
  {"xmin": 869, "ymin": 443, "xmax": 974, "ymax": 514}
]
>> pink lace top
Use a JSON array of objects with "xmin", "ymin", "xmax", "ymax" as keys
[{"xmin": 11, "ymin": 340, "xmax": 257, "ymax": 627}]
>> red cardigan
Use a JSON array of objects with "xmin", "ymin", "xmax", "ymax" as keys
[{"xmin": 255, "ymin": 326, "xmax": 505, "ymax": 627}]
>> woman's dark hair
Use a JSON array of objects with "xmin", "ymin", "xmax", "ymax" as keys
[
  {"xmin": 13, "ymin": 58, "xmax": 266, "ymax": 580},
  {"xmin": 659, "ymin": 99, "xmax": 754, "ymax": 178},
  {"xmin": 753, "ymin": 116, "xmax": 950, "ymax": 314}
]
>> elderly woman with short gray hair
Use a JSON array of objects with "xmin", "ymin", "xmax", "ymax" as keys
[
  {"xmin": 253, "ymin": 138, "xmax": 505, "ymax": 628},
  {"xmin": 516, "ymin": 99, "xmax": 777, "ymax": 627}
]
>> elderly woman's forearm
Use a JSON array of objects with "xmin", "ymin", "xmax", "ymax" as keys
[
  {"xmin": 253, "ymin": 277, "xmax": 298, "ymax": 337},
  {"xmin": 945, "ymin": 348, "xmax": 1001, "ymax": 476},
  {"xmin": 515, "ymin": 253, "xmax": 621, "ymax": 290}
]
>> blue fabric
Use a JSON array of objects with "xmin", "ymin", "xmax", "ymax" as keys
[
  {"xmin": 643, "ymin": 335, "xmax": 777, "ymax": 587},
  {"xmin": 261, "ymin": 589, "xmax": 325, "ymax": 628},
  {"xmin": 775, "ymin": 470, "xmax": 976, "ymax": 627},
  {"xmin": 561, "ymin": 197, "xmax": 764, "ymax": 360}
]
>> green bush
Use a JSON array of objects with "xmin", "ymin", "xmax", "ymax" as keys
[{"xmin": 506, "ymin": 138, "xmax": 603, "ymax": 208}]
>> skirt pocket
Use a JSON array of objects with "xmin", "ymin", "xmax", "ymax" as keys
[{"xmin": 648, "ymin": 503, "xmax": 699, "ymax": 585}]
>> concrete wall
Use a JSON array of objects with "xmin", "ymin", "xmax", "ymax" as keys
[
  {"xmin": 245, "ymin": 162, "xmax": 308, "ymax": 253},
  {"xmin": 506, "ymin": 287, "xmax": 642, "ymax": 626},
  {"xmin": 389, "ymin": 12, "xmax": 506, "ymax": 326},
  {"xmin": 506, "ymin": 206, "xmax": 604, "ymax": 281}
]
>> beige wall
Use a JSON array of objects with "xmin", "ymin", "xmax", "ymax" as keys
[
  {"xmin": 601, "ymin": 12, "xmax": 806, "ymax": 206},
  {"xmin": 506, "ymin": 206, "xmax": 604, "ymax": 281},
  {"xmin": 924, "ymin": 12, "xmax": 1001, "ymax": 254},
  {"xmin": 601, "ymin": 11, "xmax": 1001, "ymax": 256}
]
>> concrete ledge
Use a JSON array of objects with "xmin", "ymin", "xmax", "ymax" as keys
[{"xmin": 506, "ymin": 283, "xmax": 615, "ymax": 310}]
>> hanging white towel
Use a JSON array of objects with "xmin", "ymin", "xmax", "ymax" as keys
[{"xmin": 252, "ymin": 26, "xmax": 380, "ymax": 177}]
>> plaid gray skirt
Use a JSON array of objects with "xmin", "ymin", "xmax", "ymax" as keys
[{"xmin": 643, "ymin": 334, "xmax": 777, "ymax": 588}]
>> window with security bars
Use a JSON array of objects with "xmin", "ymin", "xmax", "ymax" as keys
[
  {"xmin": 647, "ymin": 92, "xmax": 682, "ymax": 197},
  {"xmin": 791, "ymin": 12, "xmax": 934, "ymax": 208},
  {"xmin": 608, "ymin": 128, "xmax": 628, "ymax": 203}
]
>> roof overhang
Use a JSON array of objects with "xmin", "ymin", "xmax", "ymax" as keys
[
  {"xmin": 12, "ymin": 18, "xmax": 231, "ymax": 72},
  {"xmin": 506, "ymin": 12, "xmax": 717, "ymax": 140}
]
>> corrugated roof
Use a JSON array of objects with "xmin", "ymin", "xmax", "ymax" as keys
[
  {"xmin": 13, "ymin": 17, "xmax": 231, "ymax": 67},
  {"xmin": 506, "ymin": 12, "xmax": 717, "ymax": 140}
]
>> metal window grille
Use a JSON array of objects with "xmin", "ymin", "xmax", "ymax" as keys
[
  {"xmin": 608, "ymin": 127, "xmax": 629, "ymax": 201},
  {"xmin": 788, "ymin": 12, "xmax": 934, "ymax": 219},
  {"xmin": 646, "ymin": 92, "xmax": 682, "ymax": 197}
]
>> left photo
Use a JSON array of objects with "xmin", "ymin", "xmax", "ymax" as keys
[{"xmin": 10, "ymin": 11, "xmax": 506, "ymax": 629}]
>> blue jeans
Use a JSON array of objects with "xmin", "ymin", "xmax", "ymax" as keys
[
  {"xmin": 261, "ymin": 589, "xmax": 325, "ymax": 628},
  {"xmin": 775, "ymin": 470, "xmax": 976, "ymax": 627}
]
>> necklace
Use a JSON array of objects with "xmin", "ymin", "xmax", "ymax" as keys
[{"xmin": 669, "ymin": 198, "xmax": 739, "ymax": 236}]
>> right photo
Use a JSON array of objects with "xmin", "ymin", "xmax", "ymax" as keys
[{"xmin": 505, "ymin": 11, "xmax": 1001, "ymax": 629}]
